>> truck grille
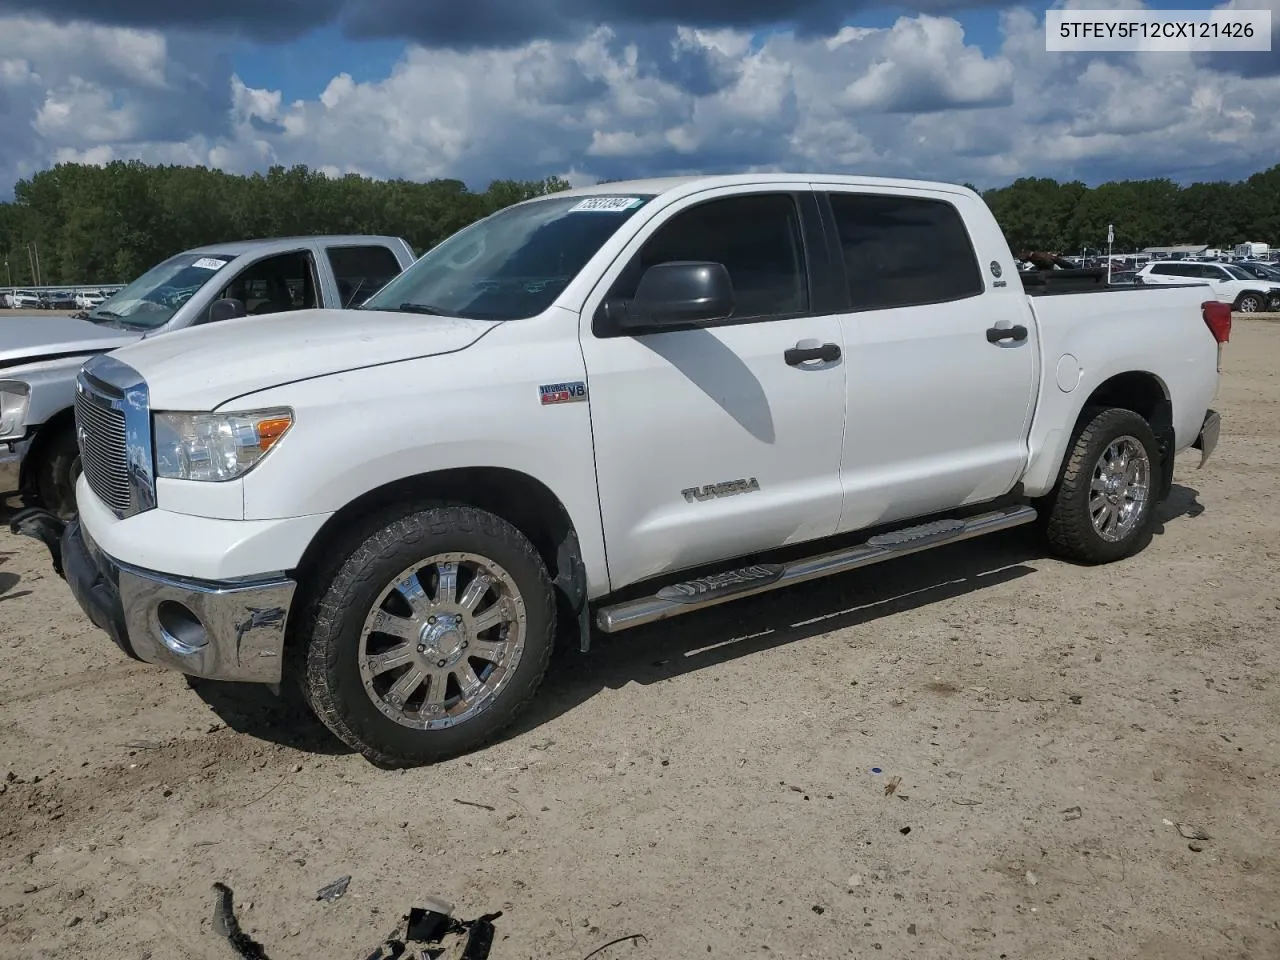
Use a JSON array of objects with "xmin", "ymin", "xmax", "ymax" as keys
[{"xmin": 75, "ymin": 384, "xmax": 132, "ymax": 514}]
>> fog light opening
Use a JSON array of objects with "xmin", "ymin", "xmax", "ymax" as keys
[{"xmin": 157, "ymin": 600, "xmax": 208, "ymax": 656}]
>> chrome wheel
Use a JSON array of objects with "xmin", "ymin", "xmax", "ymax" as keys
[
  {"xmin": 1089, "ymin": 435, "xmax": 1150, "ymax": 542},
  {"xmin": 358, "ymin": 552, "xmax": 527, "ymax": 730},
  {"xmin": 1238, "ymin": 295, "xmax": 1261, "ymax": 313}
]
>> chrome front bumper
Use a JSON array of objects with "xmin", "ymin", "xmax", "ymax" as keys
[
  {"xmin": 0, "ymin": 437, "xmax": 31, "ymax": 496},
  {"xmin": 61, "ymin": 516, "xmax": 296, "ymax": 683}
]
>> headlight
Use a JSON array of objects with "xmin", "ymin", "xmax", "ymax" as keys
[
  {"xmin": 153, "ymin": 408, "xmax": 293, "ymax": 482},
  {"xmin": 0, "ymin": 381, "xmax": 31, "ymax": 441}
]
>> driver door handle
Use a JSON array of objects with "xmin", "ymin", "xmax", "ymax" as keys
[
  {"xmin": 785, "ymin": 341, "xmax": 841, "ymax": 366},
  {"xmin": 986, "ymin": 324, "xmax": 1028, "ymax": 343}
]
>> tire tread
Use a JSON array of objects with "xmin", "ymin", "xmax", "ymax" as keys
[{"xmin": 296, "ymin": 504, "xmax": 555, "ymax": 767}]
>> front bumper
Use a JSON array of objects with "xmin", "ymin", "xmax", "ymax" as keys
[
  {"xmin": 60, "ymin": 515, "xmax": 296, "ymax": 683},
  {"xmin": 0, "ymin": 437, "xmax": 31, "ymax": 496},
  {"xmin": 1192, "ymin": 408, "xmax": 1221, "ymax": 468}
]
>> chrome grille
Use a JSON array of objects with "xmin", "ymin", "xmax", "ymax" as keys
[
  {"xmin": 75, "ymin": 385, "xmax": 130, "ymax": 514},
  {"xmin": 73, "ymin": 355, "xmax": 156, "ymax": 519}
]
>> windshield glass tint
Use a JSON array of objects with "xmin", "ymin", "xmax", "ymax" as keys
[
  {"xmin": 92, "ymin": 252, "xmax": 235, "ymax": 329},
  {"xmin": 1222, "ymin": 264, "xmax": 1254, "ymax": 280},
  {"xmin": 362, "ymin": 194, "xmax": 654, "ymax": 320}
]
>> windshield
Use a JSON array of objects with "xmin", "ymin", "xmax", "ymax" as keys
[
  {"xmin": 1221, "ymin": 264, "xmax": 1256, "ymax": 281},
  {"xmin": 88, "ymin": 251, "xmax": 236, "ymax": 329},
  {"xmin": 361, "ymin": 193, "xmax": 655, "ymax": 320}
]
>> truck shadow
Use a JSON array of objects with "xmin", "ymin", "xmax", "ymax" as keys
[
  {"xmin": 186, "ymin": 483, "xmax": 1203, "ymax": 759},
  {"xmin": 505, "ymin": 482, "xmax": 1205, "ymax": 743}
]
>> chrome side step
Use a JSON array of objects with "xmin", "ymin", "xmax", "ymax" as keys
[{"xmin": 595, "ymin": 505, "xmax": 1037, "ymax": 633}]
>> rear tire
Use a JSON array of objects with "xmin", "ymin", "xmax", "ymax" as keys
[
  {"xmin": 297, "ymin": 505, "xmax": 555, "ymax": 767},
  {"xmin": 1043, "ymin": 407, "xmax": 1160, "ymax": 565},
  {"xmin": 34, "ymin": 426, "xmax": 82, "ymax": 520}
]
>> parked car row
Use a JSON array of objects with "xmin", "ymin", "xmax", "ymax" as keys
[
  {"xmin": 1135, "ymin": 260, "xmax": 1280, "ymax": 313},
  {"xmin": 2, "ymin": 288, "xmax": 122, "ymax": 310},
  {"xmin": 5, "ymin": 174, "xmax": 1226, "ymax": 767}
]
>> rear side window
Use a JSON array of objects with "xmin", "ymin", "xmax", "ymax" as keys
[
  {"xmin": 827, "ymin": 192, "xmax": 983, "ymax": 311},
  {"xmin": 327, "ymin": 245, "xmax": 405, "ymax": 307}
]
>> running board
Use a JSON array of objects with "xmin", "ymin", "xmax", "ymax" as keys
[{"xmin": 595, "ymin": 505, "xmax": 1037, "ymax": 633}]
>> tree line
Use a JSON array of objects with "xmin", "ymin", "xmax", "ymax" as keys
[
  {"xmin": 2, "ymin": 159, "xmax": 1279, "ymax": 287},
  {"xmin": 0, "ymin": 161, "xmax": 571, "ymax": 287}
]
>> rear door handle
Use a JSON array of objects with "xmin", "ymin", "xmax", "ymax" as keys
[
  {"xmin": 785, "ymin": 341, "xmax": 841, "ymax": 366},
  {"xmin": 986, "ymin": 324, "xmax": 1028, "ymax": 344}
]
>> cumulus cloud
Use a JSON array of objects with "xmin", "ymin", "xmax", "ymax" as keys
[{"xmin": 1, "ymin": 4, "xmax": 1279, "ymax": 199}]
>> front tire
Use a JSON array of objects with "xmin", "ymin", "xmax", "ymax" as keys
[
  {"xmin": 298, "ymin": 505, "xmax": 556, "ymax": 767},
  {"xmin": 34, "ymin": 426, "xmax": 82, "ymax": 520},
  {"xmin": 1043, "ymin": 407, "xmax": 1160, "ymax": 565}
]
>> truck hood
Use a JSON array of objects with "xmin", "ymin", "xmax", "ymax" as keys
[
  {"xmin": 0, "ymin": 314, "xmax": 138, "ymax": 369},
  {"xmin": 107, "ymin": 307, "xmax": 501, "ymax": 409}
]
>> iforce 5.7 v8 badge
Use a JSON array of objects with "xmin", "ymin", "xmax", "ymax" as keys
[{"xmin": 539, "ymin": 381, "xmax": 587, "ymax": 405}]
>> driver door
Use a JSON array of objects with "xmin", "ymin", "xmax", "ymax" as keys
[{"xmin": 578, "ymin": 186, "xmax": 848, "ymax": 591}]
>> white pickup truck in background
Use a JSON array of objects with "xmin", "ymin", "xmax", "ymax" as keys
[
  {"xmin": 14, "ymin": 174, "xmax": 1225, "ymax": 768},
  {"xmin": 0, "ymin": 234, "xmax": 416, "ymax": 516}
]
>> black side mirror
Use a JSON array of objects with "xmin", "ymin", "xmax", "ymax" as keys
[
  {"xmin": 208, "ymin": 298, "xmax": 246, "ymax": 323},
  {"xmin": 620, "ymin": 261, "xmax": 734, "ymax": 330}
]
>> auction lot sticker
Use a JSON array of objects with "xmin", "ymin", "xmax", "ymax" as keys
[{"xmin": 1046, "ymin": 9, "xmax": 1271, "ymax": 51}]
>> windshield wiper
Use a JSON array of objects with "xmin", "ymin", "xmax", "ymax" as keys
[
  {"xmin": 87, "ymin": 309, "xmax": 122, "ymax": 321},
  {"xmin": 390, "ymin": 302, "xmax": 452, "ymax": 316}
]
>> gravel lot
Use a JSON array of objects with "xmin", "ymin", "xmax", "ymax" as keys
[{"xmin": 1, "ymin": 319, "xmax": 1278, "ymax": 960}]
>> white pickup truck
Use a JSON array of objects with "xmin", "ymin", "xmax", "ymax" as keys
[{"xmin": 13, "ymin": 174, "xmax": 1225, "ymax": 768}]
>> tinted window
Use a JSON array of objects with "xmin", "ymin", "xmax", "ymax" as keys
[
  {"xmin": 327, "ymin": 245, "xmax": 405, "ymax": 307},
  {"xmin": 215, "ymin": 251, "xmax": 319, "ymax": 318},
  {"xmin": 609, "ymin": 193, "xmax": 808, "ymax": 320},
  {"xmin": 828, "ymin": 192, "xmax": 982, "ymax": 311}
]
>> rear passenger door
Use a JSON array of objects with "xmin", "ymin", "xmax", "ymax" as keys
[
  {"xmin": 324, "ymin": 244, "xmax": 408, "ymax": 307},
  {"xmin": 818, "ymin": 187, "xmax": 1038, "ymax": 534},
  {"xmin": 579, "ymin": 186, "xmax": 849, "ymax": 589}
]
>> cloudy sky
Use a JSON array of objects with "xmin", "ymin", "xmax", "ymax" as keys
[{"xmin": 0, "ymin": 0, "xmax": 1277, "ymax": 197}]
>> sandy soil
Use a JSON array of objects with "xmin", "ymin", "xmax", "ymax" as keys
[{"xmin": 1, "ymin": 321, "xmax": 1278, "ymax": 960}]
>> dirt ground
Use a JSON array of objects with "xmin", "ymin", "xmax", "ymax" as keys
[{"xmin": 1, "ymin": 320, "xmax": 1278, "ymax": 960}]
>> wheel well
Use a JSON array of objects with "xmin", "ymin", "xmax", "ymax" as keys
[
  {"xmin": 18, "ymin": 407, "xmax": 75, "ymax": 496},
  {"xmin": 293, "ymin": 467, "xmax": 588, "ymax": 613},
  {"xmin": 1077, "ymin": 371, "xmax": 1174, "ymax": 498}
]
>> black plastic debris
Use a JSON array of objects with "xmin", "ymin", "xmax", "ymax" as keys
[
  {"xmin": 362, "ymin": 900, "xmax": 503, "ymax": 960},
  {"xmin": 212, "ymin": 882, "xmax": 272, "ymax": 960}
]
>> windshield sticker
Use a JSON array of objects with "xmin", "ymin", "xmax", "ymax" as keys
[
  {"xmin": 568, "ymin": 196, "xmax": 645, "ymax": 213},
  {"xmin": 191, "ymin": 257, "xmax": 229, "ymax": 270}
]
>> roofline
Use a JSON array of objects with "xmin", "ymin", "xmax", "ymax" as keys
[{"xmin": 514, "ymin": 172, "xmax": 982, "ymax": 210}]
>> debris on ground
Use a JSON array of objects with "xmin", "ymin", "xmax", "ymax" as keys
[
  {"xmin": 579, "ymin": 934, "xmax": 648, "ymax": 960},
  {"xmin": 212, "ymin": 882, "xmax": 271, "ymax": 960},
  {"xmin": 213, "ymin": 882, "xmax": 504, "ymax": 960},
  {"xmin": 1062, "ymin": 806, "xmax": 1083, "ymax": 821},
  {"xmin": 884, "ymin": 776, "xmax": 902, "ymax": 796},
  {"xmin": 453, "ymin": 798, "xmax": 496, "ymax": 812},
  {"xmin": 363, "ymin": 900, "xmax": 504, "ymax": 960},
  {"xmin": 1176, "ymin": 823, "xmax": 1210, "ymax": 841},
  {"xmin": 316, "ymin": 875, "xmax": 351, "ymax": 902}
]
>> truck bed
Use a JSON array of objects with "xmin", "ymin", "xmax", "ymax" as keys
[{"xmin": 1021, "ymin": 270, "xmax": 1204, "ymax": 296}]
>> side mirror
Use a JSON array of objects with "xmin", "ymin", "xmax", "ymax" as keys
[
  {"xmin": 620, "ymin": 261, "xmax": 734, "ymax": 330},
  {"xmin": 208, "ymin": 298, "xmax": 246, "ymax": 323}
]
